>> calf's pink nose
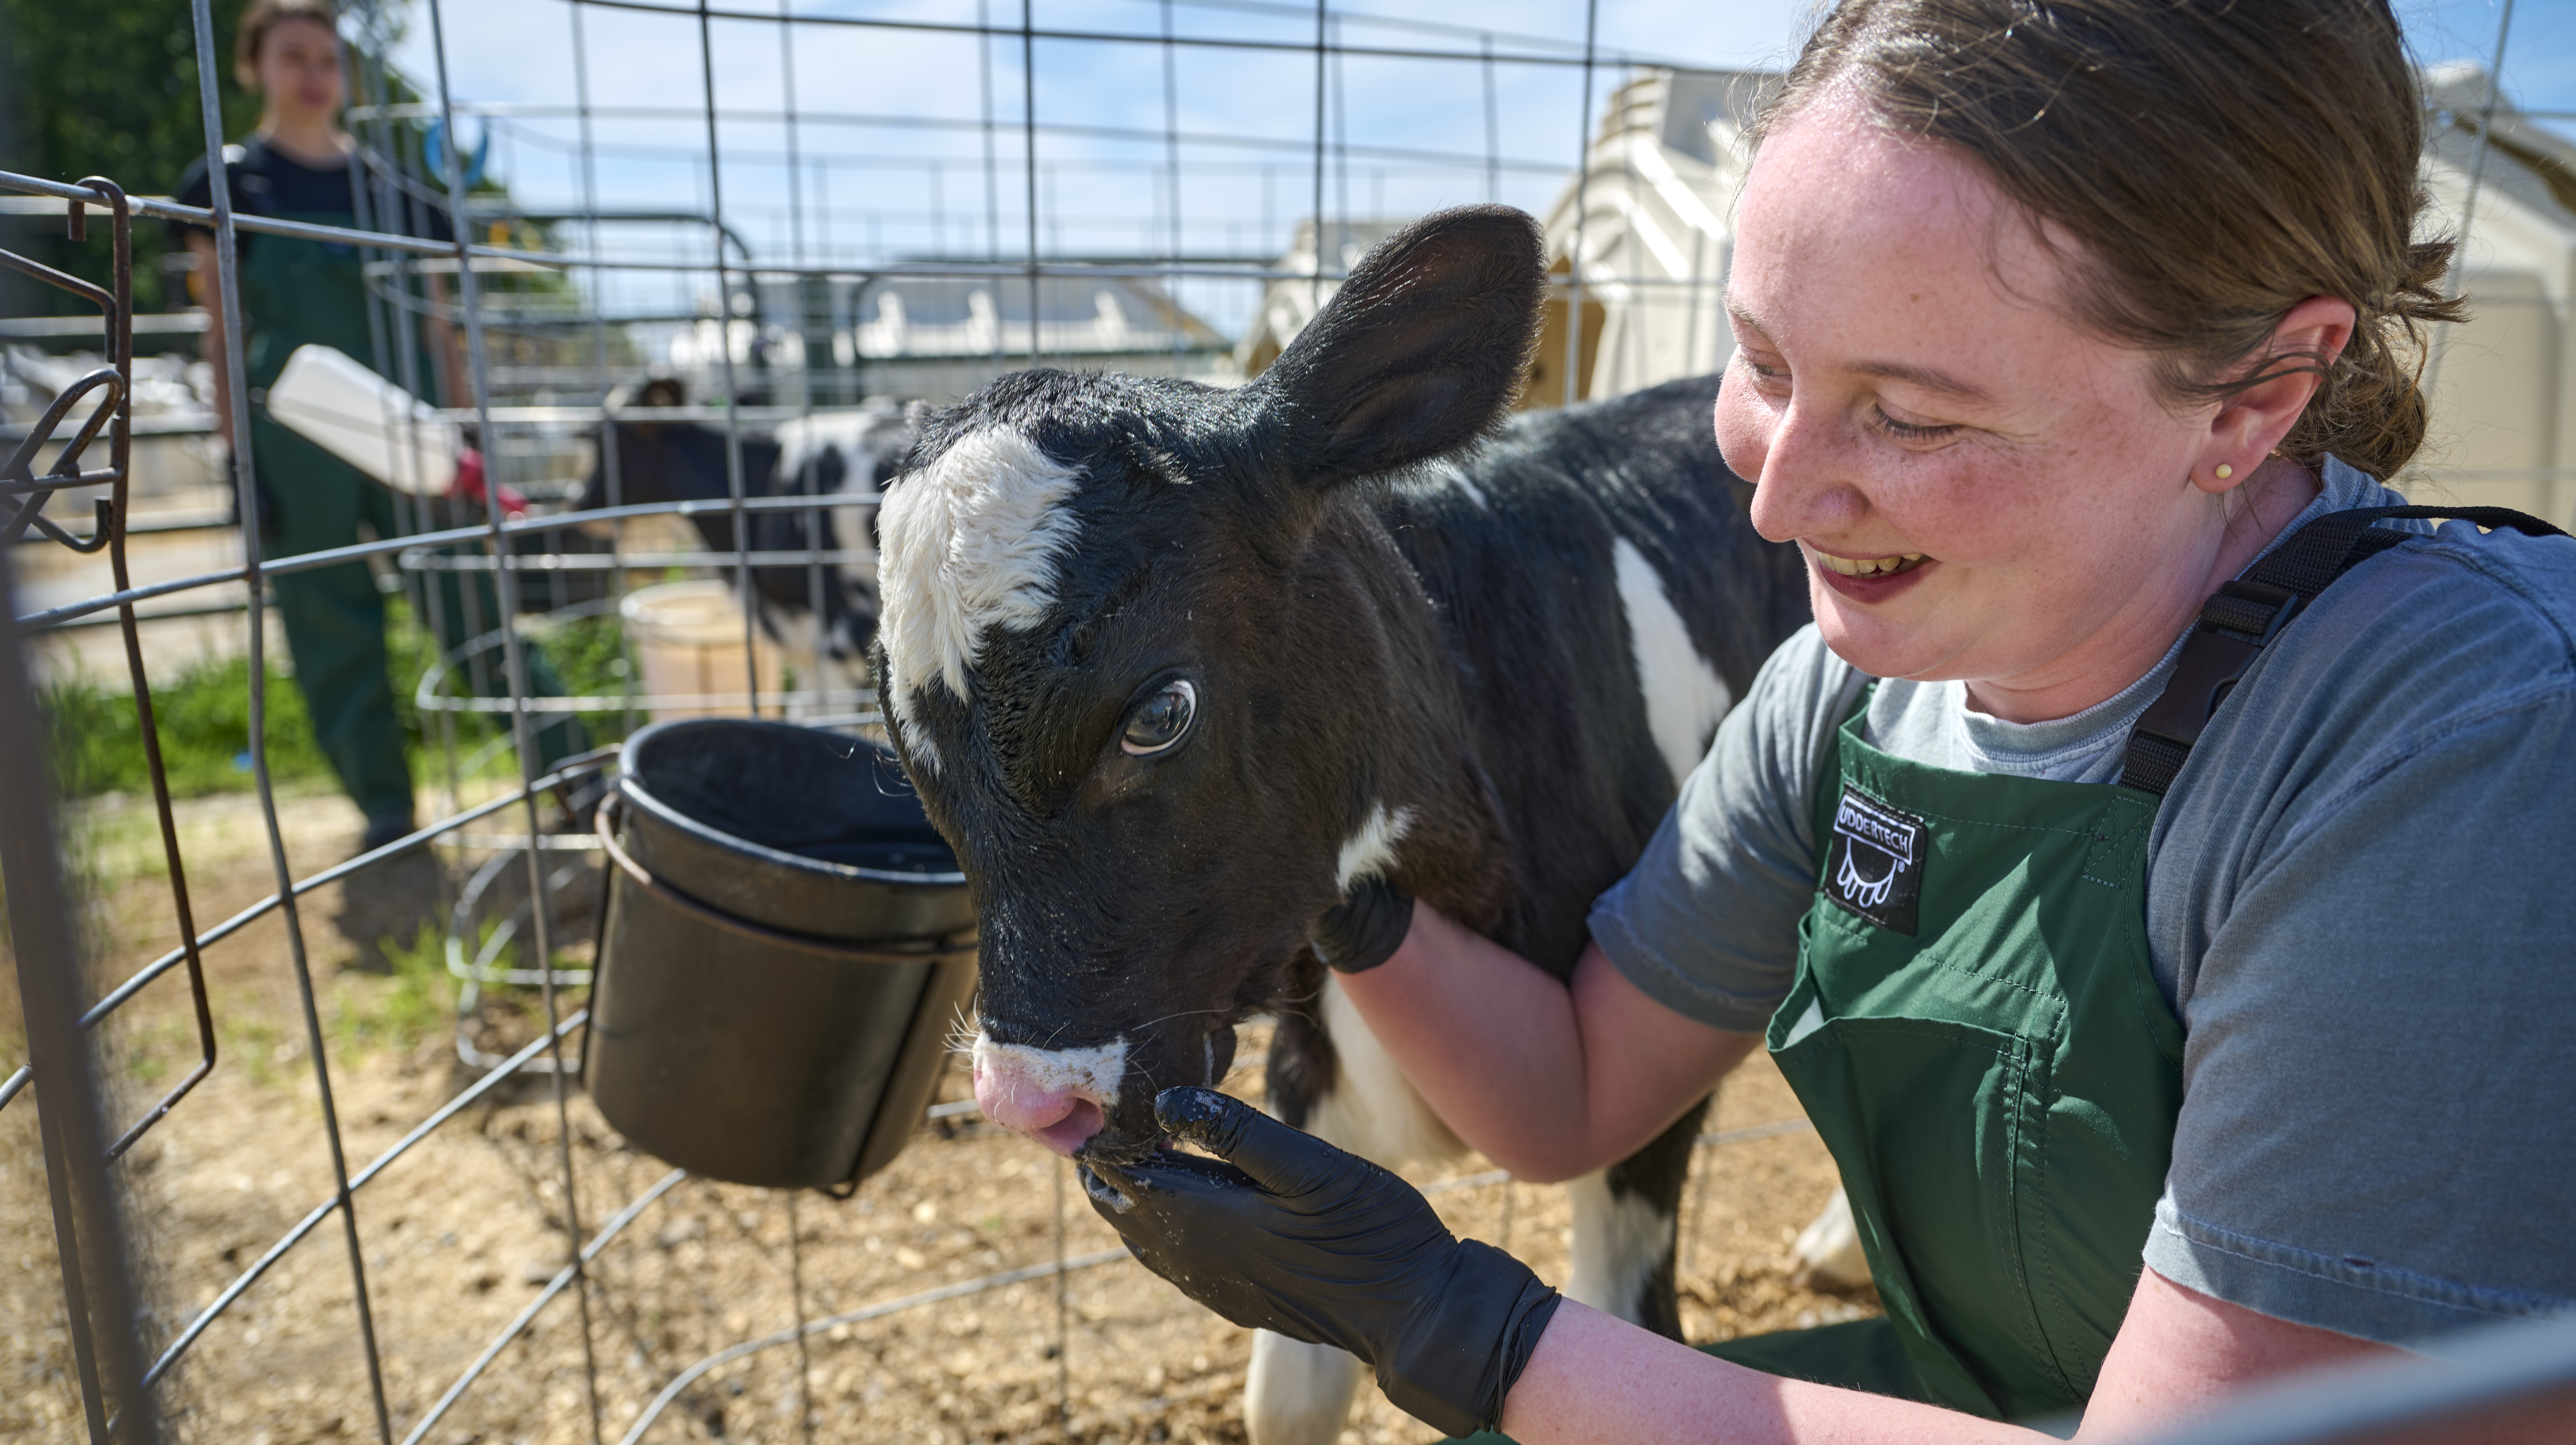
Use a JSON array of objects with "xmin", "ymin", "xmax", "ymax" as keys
[{"xmin": 974, "ymin": 1061, "xmax": 1108, "ymax": 1157}]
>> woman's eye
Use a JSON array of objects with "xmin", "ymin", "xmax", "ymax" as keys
[
  {"xmin": 1121, "ymin": 679, "xmax": 1197, "ymax": 756},
  {"xmin": 1734, "ymin": 348, "xmax": 1787, "ymax": 384},
  {"xmin": 1872, "ymin": 406, "xmax": 1958, "ymax": 442}
]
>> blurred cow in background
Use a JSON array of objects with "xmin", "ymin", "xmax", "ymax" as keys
[{"xmin": 572, "ymin": 377, "xmax": 914, "ymax": 691}]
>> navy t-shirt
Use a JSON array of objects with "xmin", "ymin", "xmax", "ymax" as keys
[{"xmin": 171, "ymin": 134, "xmax": 453, "ymax": 257}]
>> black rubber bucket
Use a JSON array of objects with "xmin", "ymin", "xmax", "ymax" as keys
[{"xmin": 585, "ymin": 719, "xmax": 976, "ymax": 1191}]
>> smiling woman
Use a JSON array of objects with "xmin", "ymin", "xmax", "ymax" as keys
[
  {"xmin": 1062, "ymin": 1, "xmax": 2576, "ymax": 1442},
  {"xmin": 1711, "ymin": 0, "xmax": 2461, "ymax": 721},
  {"xmin": 1712, "ymin": 101, "xmax": 2361, "ymax": 719}
]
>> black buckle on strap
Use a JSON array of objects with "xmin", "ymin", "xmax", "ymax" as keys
[
  {"xmin": 2119, "ymin": 503, "xmax": 2565, "ymax": 798},
  {"xmin": 2122, "ymin": 580, "xmax": 2304, "ymax": 793},
  {"xmin": 2196, "ymin": 578, "xmax": 2301, "ymax": 645}
]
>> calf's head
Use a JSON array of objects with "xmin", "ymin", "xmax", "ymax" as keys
[{"xmin": 871, "ymin": 206, "xmax": 1545, "ymax": 1161}]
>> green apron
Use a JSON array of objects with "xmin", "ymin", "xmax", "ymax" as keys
[
  {"xmin": 1446, "ymin": 679, "xmax": 2179, "ymax": 1441},
  {"xmin": 236, "ymin": 202, "xmax": 581, "ymax": 822},
  {"xmin": 238, "ymin": 206, "xmax": 379, "ymax": 394},
  {"xmin": 1441, "ymin": 504, "xmax": 2572, "ymax": 1443},
  {"xmin": 1748, "ymin": 503, "xmax": 2570, "ymax": 1421},
  {"xmin": 1765, "ymin": 692, "xmax": 2179, "ymax": 1419}
]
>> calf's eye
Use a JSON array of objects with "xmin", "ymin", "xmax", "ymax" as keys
[{"xmin": 1121, "ymin": 679, "xmax": 1196, "ymax": 756}]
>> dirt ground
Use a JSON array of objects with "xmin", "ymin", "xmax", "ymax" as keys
[{"xmin": 3, "ymin": 788, "xmax": 1875, "ymax": 1445}]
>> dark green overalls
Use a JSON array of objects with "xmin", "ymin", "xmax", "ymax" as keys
[
  {"xmin": 230, "ymin": 169, "xmax": 580, "ymax": 825},
  {"xmin": 1458, "ymin": 505, "xmax": 2566, "ymax": 1438},
  {"xmin": 1716, "ymin": 505, "xmax": 2567, "ymax": 1421},
  {"xmin": 1744, "ymin": 687, "xmax": 2177, "ymax": 1418}
]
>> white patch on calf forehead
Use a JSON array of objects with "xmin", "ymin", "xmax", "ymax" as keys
[
  {"xmin": 1333, "ymin": 803, "xmax": 1414, "ymax": 890},
  {"xmin": 1614, "ymin": 537, "xmax": 1734, "ymax": 790},
  {"xmin": 971, "ymin": 1030, "xmax": 1129, "ymax": 1100},
  {"xmin": 876, "ymin": 428, "xmax": 1084, "ymax": 771}
]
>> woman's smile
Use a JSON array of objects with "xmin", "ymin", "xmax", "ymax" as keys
[
  {"xmin": 1808, "ymin": 546, "xmax": 1929, "ymax": 580},
  {"xmin": 1807, "ymin": 544, "xmax": 1934, "ymax": 602}
]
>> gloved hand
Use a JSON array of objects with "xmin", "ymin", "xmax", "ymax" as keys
[
  {"xmin": 1312, "ymin": 875, "xmax": 1415, "ymax": 973},
  {"xmin": 1082, "ymin": 1086, "xmax": 1560, "ymax": 1438}
]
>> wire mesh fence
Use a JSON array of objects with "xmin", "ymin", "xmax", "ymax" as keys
[{"xmin": 4, "ymin": 0, "xmax": 2571, "ymax": 1442}]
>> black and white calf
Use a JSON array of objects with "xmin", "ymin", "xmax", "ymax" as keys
[
  {"xmin": 573, "ymin": 385, "xmax": 913, "ymax": 688},
  {"xmin": 872, "ymin": 208, "xmax": 1812, "ymax": 1444}
]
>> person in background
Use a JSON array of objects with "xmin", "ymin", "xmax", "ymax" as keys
[{"xmin": 178, "ymin": 0, "xmax": 583, "ymax": 854}]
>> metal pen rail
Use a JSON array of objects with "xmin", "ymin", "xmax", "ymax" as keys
[
  {"xmin": 5, "ymin": 0, "xmax": 2564, "ymax": 1441},
  {"xmin": 4, "ymin": 2, "xmax": 1640, "ymax": 1434}
]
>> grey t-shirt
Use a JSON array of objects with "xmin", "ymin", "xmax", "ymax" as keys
[{"xmin": 1590, "ymin": 458, "xmax": 2576, "ymax": 1347}]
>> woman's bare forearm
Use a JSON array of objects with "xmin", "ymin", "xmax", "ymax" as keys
[
  {"xmin": 1334, "ymin": 903, "xmax": 1756, "ymax": 1182},
  {"xmin": 1500, "ymin": 1303, "xmax": 2041, "ymax": 1445},
  {"xmin": 1505, "ymin": 1274, "xmax": 2576, "ymax": 1445}
]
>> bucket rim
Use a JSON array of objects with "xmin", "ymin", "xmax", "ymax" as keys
[
  {"xmin": 597, "ymin": 796, "xmax": 976, "ymax": 959},
  {"xmin": 616, "ymin": 718, "xmax": 968, "ymax": 889}
]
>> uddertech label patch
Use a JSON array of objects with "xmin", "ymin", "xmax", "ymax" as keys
[{"xmin": 1826, "ymin": 785, "xmax": 1926, "ymax": 935}]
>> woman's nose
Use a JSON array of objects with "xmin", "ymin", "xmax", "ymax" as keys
[{"xmin": 1746, "ymin": 403, "xmax": 1862, "ymax": 544}]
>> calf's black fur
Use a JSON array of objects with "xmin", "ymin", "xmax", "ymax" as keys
[{"xmin": 875, "ymin": 206, "xmax": 1810, "ymax": 1342}]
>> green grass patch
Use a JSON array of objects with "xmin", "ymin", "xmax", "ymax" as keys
[
  {"xmin": 219, "ymin": 1005, "xmax": 286, "ymax": 1089},
  {"xmin": 113, "ymin": 1013, "xmax": 199, "ymax": 1089},
  {"xmin": 41, "ymin": 594, "xmax": 641, "ymax": 801},
  {"xmin": 44, "ymin": 650, "xmax": 332, "ymax": 799},
  {"xmin": 333, "ymin": 922, "xmax": 456, "ymax": 1060},
  {"xmin": 538, "ymin": 609, "xmax": 635, "ymax": 706}
]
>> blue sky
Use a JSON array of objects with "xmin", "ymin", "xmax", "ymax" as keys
[{"xmin": 383, "ymin": 0, "xmax": 2573, "ymax": 335}]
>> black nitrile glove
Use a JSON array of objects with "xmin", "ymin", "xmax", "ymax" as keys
[
  {"xmin": 1312, "ymin": 876, "xmax": 1415, "ymax": 973},
  {"xmin": 1082, "ymin": 1086, "xmax": 1560, "ymax": 1438}
]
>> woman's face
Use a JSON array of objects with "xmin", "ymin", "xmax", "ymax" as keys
[
  {"xmin": 255, "ymin": 17, "xmax": 345, "ymax": 124},
  {"xmin": 1716, "ymin": 92, "xmax": 2228, "ymax": 717}
]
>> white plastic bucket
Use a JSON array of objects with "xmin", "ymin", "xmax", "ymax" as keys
[
  {"xmin": 618, "ymin": 580, "xmax": 784, "ymax": 719},
  {"xmin": 265, "ymin": 343, "xmax": 462, "ymax": 496}
]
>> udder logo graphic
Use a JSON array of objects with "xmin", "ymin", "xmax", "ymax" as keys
[
  {"xmin": 1828, "ymin": 788, "xmax": 1926, "ymax": 935},
  {"xmin": 1835, "ymin": 837, "xmax": 1899, "ymax": 912}
]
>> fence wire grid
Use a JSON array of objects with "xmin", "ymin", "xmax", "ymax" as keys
[{"xmin": 5, "ymin": 0, "xmax": 2574, "ymax": 1443}]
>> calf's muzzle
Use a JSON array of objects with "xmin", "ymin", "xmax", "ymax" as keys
[
  {"xmin": 971, "ymin": 1039, "xmax": 1114, "ymax": 1156},
  {"xmin": 970, "ymin": 1016, "xmax": 1240, "ymax": 1163}
]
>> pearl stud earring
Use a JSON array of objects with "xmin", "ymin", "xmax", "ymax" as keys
[{"xmin": 2214, "ymin": 463, "xmax": 2234, "ymax": 481}]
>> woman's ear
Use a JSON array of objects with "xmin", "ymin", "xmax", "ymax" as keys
[{"xmin": 2194, "ymin": 295, "xmax": 2357, "ymax": 494}]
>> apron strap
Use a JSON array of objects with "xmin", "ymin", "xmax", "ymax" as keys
[{"xmin": 2119, "ymin": 505, "xmax": 2568, "ymax": 796}]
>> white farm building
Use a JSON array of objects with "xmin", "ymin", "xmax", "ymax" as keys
[
  {"xmin": 2413, "ymin": 63, "xmax": 2576, "ymax": 524},
  {"xmin": 1525, "ymin": 67, "xmax": 1767, "ymax": 410}
]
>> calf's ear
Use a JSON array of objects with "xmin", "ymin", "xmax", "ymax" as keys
[{"xmin": 1246, "ymin": 205, "xmax": 1544, "ymax": 486}]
